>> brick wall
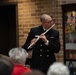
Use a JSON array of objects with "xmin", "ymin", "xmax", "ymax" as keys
[{"xmin": 1, "ymin": 0, "xmax": 76, "ymax": 62}]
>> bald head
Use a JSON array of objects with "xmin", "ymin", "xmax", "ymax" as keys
[
  {"xmin": 40, "ymin": 14, "xmax": 53, "ymax": 29},
  {"xmin": 40, "ymin": 14, "xmax": 52, "ymax": 22}
]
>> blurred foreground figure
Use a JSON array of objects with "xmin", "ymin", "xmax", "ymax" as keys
[
  {"xmin": 8, "ymin": 47, "xmax": 32, "ymax": 75},
  {"xmin": 47, "ymin": 62, "xmax": 70, "ymax": 75},
  {"xmin": 0, "ymin": 54, "xmax": 13, "ymax": 75},
  {"xmin": 23, "ymin": 70, "xmax": 45, "ymax": 75}
]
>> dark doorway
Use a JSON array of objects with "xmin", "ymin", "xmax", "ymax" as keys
[{"xmin": 0, "ymin": 3, "xmax": 18, "ymax": 55}]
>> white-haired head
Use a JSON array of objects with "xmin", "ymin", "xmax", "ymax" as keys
[
  {"xmin": 47, "ymin": 62, "xmax": 70, "ymax": 75},
  {"xmin": 8, "ymin": 47, "xmax": 28, "ymax": 65}
]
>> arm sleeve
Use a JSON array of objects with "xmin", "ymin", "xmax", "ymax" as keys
[
  {"xmin": 47, "ymin": 31, "xmax": 61, "ymax": 53},
  {"xmin": 22, "ymin": 28, "xmax": 34, "ymax": 52}
]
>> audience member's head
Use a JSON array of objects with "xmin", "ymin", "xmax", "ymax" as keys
[
  {"xmin": 23, "ymin": 70, "xmax": 45, "ymax": 75},
  {"xmin": 0, "ymin": 54, "xmax": 13, "ymax": 75},
  {"xmin": 47, "ymin": 62, "xmax": 70, "ymax": 75},
  {"xmin": 8, "ymin": 47, "xmax": 28, "ymax": 65}
]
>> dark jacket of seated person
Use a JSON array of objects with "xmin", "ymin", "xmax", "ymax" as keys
[{"xmin": 0, "ymin": 54, "xmax": 13, "ymax": 75}]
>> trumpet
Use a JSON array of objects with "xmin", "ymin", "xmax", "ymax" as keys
[{"xmin": 27, "ymin": 24, "xmax": 55, "ymax": 49}]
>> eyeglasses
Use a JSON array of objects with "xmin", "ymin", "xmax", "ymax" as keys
[{"xmin": 44, "ymin": 20, "xmax": 53, "ymax": 23}]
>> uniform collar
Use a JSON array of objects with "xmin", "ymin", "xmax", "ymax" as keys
[{"xmin": 42, "ymin": 26, "xmax": 47, "ymax": 31}]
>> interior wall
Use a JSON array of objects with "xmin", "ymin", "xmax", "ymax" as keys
[{"xmin": 1, "ymin": 0, "xmax": 76, "ymax": 62}]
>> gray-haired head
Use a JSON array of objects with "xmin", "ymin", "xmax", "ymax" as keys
[
  {"xmin": 47, "ymin": 62, "xmax": 70, "ymax": 75},
  {"xmin": 8, "ymin": 47, "xmax": 28, "ymax": 65},
  {"xmin": 40, "ymin": 14, "xmax": 52, "ymax": 22}
]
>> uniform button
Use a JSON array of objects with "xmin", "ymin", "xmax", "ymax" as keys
[
  {"xmin": 47, "ymin": 50, "xmax": 49, "ymax": 52},
  {"xmin": 40, "ymin": 49, "xmax": 42, "ymax": 51},
  {"xmin": 47, "ymin": 55, "xmax": 49, "ymax": 57},
  {"xmin": 40, "ymin": 54, "xmax": 42, "ymax": 57},
  {"xmin": 40, "ymin": 44, "xmax": 42, "ymax": 46}
]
